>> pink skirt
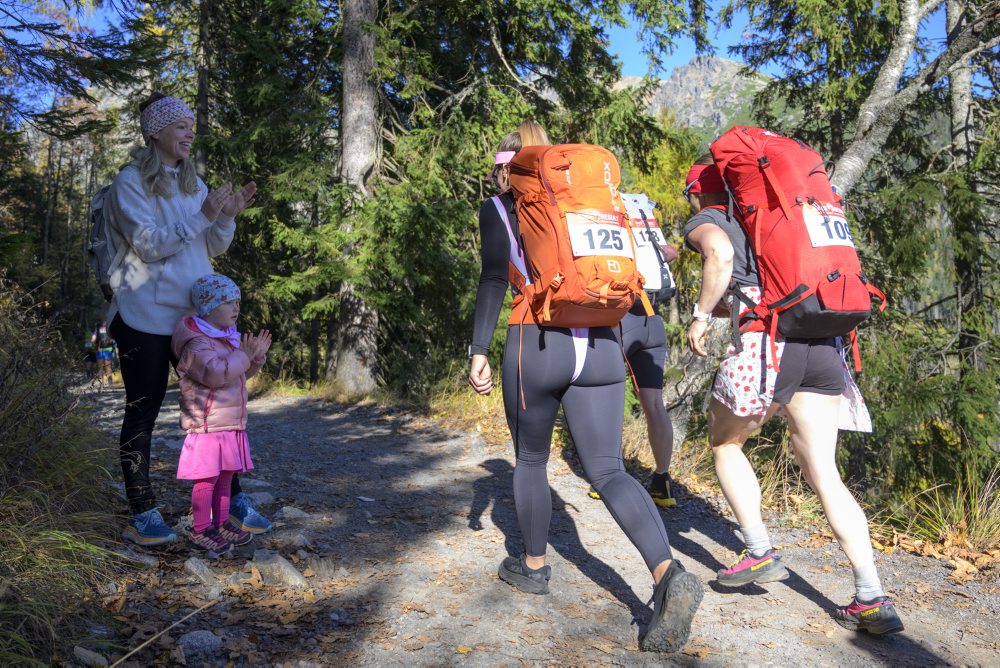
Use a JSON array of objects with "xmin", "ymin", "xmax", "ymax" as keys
[{"xmin": 176, "ymin": 430, "xmax": 254, "ymax": 480}]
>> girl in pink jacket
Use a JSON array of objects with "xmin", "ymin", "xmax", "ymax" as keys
[{"xmin": 171, "ymin": 274, "xmax": 271, "ymax": 556}]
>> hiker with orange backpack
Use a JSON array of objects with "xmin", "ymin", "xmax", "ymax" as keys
[
  {"xmin": 682, "ymin": 134, "xmax": 903, "ymax": 635},
  {"xmin": 468, "ymin": 122, "xmax": 701, "ymax": 653},
  {"xmin": 588, "ymin": 194, "xmax": 679, "ymax": 508}
]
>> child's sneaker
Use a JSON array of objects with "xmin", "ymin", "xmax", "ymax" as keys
[
  {"xmin": 716, "ymin": 548, "xmax": 789, "ymax": 587},
  {"xmin": 647, "ymin": 472, "xmax": 677, "ymax": 508},
  {"xmin": 228, "ymin": 492, "xmax": 272, "ymax": 534},
  {"xmin": 123, "ymin": 508, "xmax": 177, "ymax": 546},
  {"xmin": 835, "ymin": 596, "xmax": 905, "ymax": 635},
  {"xmin": 217, "ymin": 520, "xmax": 254, "ymax": 546},
  {"xmin": 187, "ymin": 527, "xmax": 232, "ymax": 558}
]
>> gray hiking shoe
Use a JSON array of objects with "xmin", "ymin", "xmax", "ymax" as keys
[
  {"xmin": 498, "ymin": 554, "xmax": 551, "ymax": 595},
  {"xmin": 639, "ymin": 560, "xmax": 703, "ymax": 653}
]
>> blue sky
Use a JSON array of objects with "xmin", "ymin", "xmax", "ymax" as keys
[
  {"xmin": 609, "ymin": 5, "xmax": 950, "ymax": 80},
  {"xmin": 607, "ymin": 10, "xmax": 754, "ymax": 79}
]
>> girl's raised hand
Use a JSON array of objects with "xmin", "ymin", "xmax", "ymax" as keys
[
  {"xmin": 222, "ymin": 181, "xmax": 257, "ymax": 218},
  {"xmin": 241, "ymin": 332, "xmax": 260, "ymax": 360},
  {"xmin": 255, "ymin": 329, "xmax": 272, "ymax": 356},
  {"xmin": 201, "ymin": 182, "xmax": 233, "ymax": 221}
]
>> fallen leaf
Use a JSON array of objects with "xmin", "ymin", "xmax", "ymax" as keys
[{"xmin": 456, "ymin": 645, "xmax": 473, "ymax": 654}]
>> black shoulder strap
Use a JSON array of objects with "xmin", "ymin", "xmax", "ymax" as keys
[{"xmin": 638, "ymin": 208, "xmax": 666, "ymax": 268}]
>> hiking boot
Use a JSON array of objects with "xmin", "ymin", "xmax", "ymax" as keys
[
  {"xmin": 834, "ymin": 596, "xmax": 905, "ymax": 635},
  {"xmin": 647, "ymin": 472, "xmax": 677, "ymax": 508},
  {"xmin": 217, "ymin": 520, "xmax": 254, "ymax": 546},
  {"xmin": 639, "ymin": 560, "xmax": 703, "ymax": 653},
  {"xmin": 122, "ymin": 508, "xmax": 177, "ymax": 546},
  {"xmin": 498, "ymin": 554, "xmax": 551, "ymax": 595},
  {"xmin": 588, "ymin": 486, "xmax": 601, "ymax": 500},
  {"xmin": 187, "ymin": 527, "xmax": 232, "ymax": 558},
  {"xmin": 228, "ymin": 492, "xmax": 272, "ymax": 534},
  {"xmin": 716, "ymin": 548, "xmax": 789, "ymax": 587}
]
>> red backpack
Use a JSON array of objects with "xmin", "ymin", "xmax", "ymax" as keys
[{"xmin": 709, "ymin": 126, "xmax": 886, "ymax": 371}]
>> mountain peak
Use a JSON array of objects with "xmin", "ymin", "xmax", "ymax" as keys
[{"xmin": 620, "ymin": 56, "xmax": 767, "ymax": 136}]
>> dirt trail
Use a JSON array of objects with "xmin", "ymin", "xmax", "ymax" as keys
[{"xmin": 80, "ymin": 386, "xmax": 999, "ymax": 666}]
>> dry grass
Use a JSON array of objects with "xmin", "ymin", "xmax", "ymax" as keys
[
  {"xmin": 0, "ymin": 280, "xmax": 125, "ymax": 664},
  {"xmin": 892, "ymin": 463, "xmax": 1000, "ymax": 552}
]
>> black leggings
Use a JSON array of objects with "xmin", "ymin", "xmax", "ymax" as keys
[
  {"xmin": 111, "ymin": 315, "xmax": 243, "ymax": 515},
  {"xmin": 502, "ymin": 325, "xmax": 672, "ymax": 571}
]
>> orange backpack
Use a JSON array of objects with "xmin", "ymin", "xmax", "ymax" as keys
[{"xmin": 506, "ymin": 144, "xmax": 651, "ymax": 328}]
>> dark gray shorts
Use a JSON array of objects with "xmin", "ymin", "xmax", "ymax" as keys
[
  {"xmin": 772, "ymin": 338, "xmax": 845, "ymax": 405},
  {"xmin": 618, "ymin": 312, "xmax": 668, "ymax": 390}
]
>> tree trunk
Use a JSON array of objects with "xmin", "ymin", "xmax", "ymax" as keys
[
  {"xmin": 948, "ymin": 0, "xmax": 976, "ymax": 167},
  {"xmin": 328, "ymin": 0, "xmax": 380, "ymax": 395},
  {"xmin": 834, "ymin": 0, "xmax": 1000, "ymax": 193},
  {"xmin": 194, "ymin": 0, "xmax": 214, "ymax": 178}
]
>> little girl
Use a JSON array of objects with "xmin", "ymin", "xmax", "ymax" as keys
[{"xmin": 171, "ymin": 274, "xmax": 271, "ymax": 555}]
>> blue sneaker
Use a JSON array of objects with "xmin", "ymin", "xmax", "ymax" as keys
[
  {"xmin": 123, "ymin": 508, "xmax": 177, "ymax": 546},
  {"xmin": 228, "ymin": 492, "xmax": 272, "ymax": 534}
]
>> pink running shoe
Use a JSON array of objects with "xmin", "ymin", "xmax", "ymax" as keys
[
  {"xmin": 717, "ymin": 548, "xmax": 789, "ymax": 587},
  {"xmin": 217, "ymin": 520, "xmax": 254, "ymax": 547},
  {"xmin": 835, "ymin": 597, "xmax": 904, "ymax": 635},
  {"xmin": 187, "ymin": 526, "xmax": 232, "ymax": 558}
]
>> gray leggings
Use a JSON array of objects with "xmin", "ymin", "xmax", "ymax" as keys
[{"xmin": 502, "ymin": 325, "xmax": 673, "ymax": 571}]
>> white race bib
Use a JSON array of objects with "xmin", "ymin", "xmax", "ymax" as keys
[
  {"xmin": 566, "ymin": 212, "xmax": 633, "ymax": 258},
  {"xmin": 630, "ymin": 218, "xmax": 668, "ymax": 290},
  {"xmin": 803, "ymin": 202, "xmax": 855, "ymax": 248}
]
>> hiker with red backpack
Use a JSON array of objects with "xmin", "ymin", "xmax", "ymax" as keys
[
  {"xmin": 468, "ymin": 122, "xmax": 701, "ymax": 653},
  {"xmin": 682, "ymin": 130, "xmax": 903, "ymax": 635}
]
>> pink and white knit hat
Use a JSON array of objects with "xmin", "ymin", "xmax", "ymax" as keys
[{"xmin": 140, "ymin": 96, "xmax": 194, "ymax": 142}]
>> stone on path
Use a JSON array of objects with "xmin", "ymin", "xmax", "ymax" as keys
[
  {"xmin": 239, "ymin": 477, "xmax": 272, "ymax": 490},
  {"xmin": 184, "ymin": 557, "xmax": 216, "ymax": 585},
  {"xmin": 73, "ymin": 646, "xmax": 109, "ymax": 667},
  {"xmin": 114, "ymin": 546, "xmax": 158, "ymax": 568},
  {"xmin": 248, "ymin": 491, "xmax": 275, "ymax": 506},
  {"xmin": 177, "ymin": 630, "xmax": 223, "ymax": 663},
  {"xmin": 276, "ymin": 506, "xmax": 310, "ymax": 520},
  {"xmin": 252, "ymin": 549, "xmax": 308, "ymax": 587}
]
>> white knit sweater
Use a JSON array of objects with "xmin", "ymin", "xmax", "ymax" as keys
[{"xmin": 105, "ymin": 164, "xmax": 236, "ymax": 335}]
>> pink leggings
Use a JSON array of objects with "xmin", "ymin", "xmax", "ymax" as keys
[{"xmin": 192, "ymin": 471, "xmax": 235, "ymax": 533}]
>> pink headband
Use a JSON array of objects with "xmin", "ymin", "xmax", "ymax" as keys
[
  {"xmin": 140, "ymin": 96, "xmax": 195, "ymax": 142},
  {"xmin": 494, "ymin": 151, "xmax": 516, "ymax": 165}
]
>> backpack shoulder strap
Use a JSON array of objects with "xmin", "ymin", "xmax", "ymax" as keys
[{"xmin": 491, "ymin": 196, "xmax": 530, "ymax": 287}]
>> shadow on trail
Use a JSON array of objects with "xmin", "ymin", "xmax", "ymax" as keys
[{"xmin": 468, "ymin": 458, "xmax": 650, "ymax": 625}]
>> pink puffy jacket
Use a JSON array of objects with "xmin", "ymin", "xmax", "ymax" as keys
[{"xmin": 171, "ymin": 317, "xmax": 264, "ymax": 433}]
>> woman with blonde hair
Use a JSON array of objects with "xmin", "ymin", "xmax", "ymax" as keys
[{"xmin": 106, "ymin": 91, "xmax": 265, "ymax": 546}]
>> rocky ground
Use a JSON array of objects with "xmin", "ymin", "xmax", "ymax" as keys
[{"xmin": 74, "ymin": 385, "xmax": 1000, "ymax": 667}]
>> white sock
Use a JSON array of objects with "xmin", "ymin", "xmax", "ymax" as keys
[
  {"xmin": 739, "ymin": 523, "xmax": 772, "ymax": 556},
  {"xmin": 852, "ymin": 564, "xmax": 885, "ymax": 602}
]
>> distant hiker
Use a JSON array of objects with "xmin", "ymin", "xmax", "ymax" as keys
[
  {"xmin": 104, "ymin": 91, "xmax": 266, "ymax": 547},
  {"xmin": 469, "ymin": 122, "xmax": 701, "ymax": 653},
  {"xmin": 91, "ymin": 321, "xmax": 117, "ymax": 385},
  {"xmin": 171, "ymin": 274, "xmax": 270, "ymax": 557},
  {"xmin": 589, "ymin": 194, "xmax": 679, "ymax": 508},
  {"xmin": 682, "ymin": 155, "xmax": 904, "ymax": 634}
]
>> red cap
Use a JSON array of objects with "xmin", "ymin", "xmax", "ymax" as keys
[{"xmin": 684, "ymin": 164, "xmax": 726, "ymax": 194}]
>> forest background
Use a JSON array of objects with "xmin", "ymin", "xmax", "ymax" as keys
[{"xmin": 0, "ymin": 0, "xmax": 998, "ymax": 661}]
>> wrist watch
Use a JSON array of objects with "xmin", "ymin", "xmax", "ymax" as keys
[{"xmin": 692, "ymin": 304, "xmax": 713, "ymax": 322}]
